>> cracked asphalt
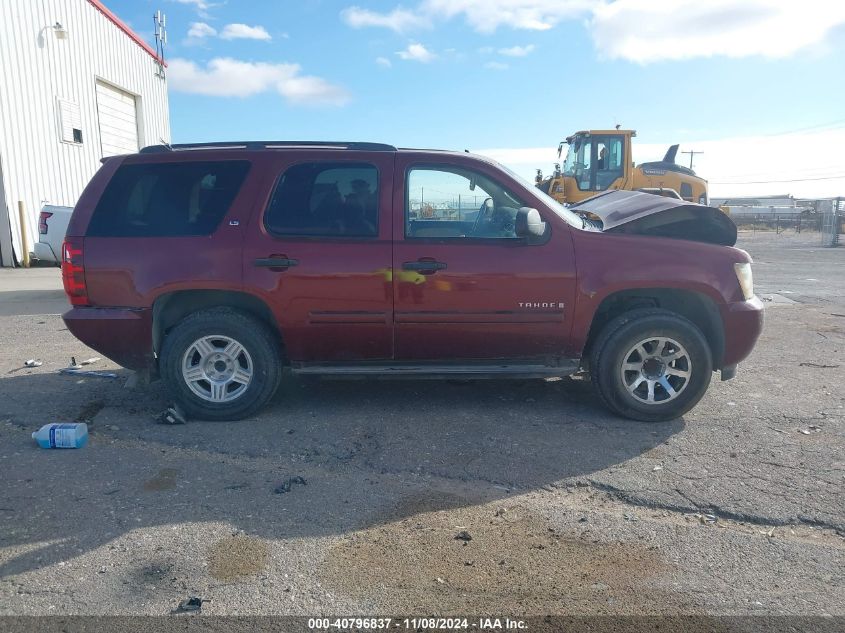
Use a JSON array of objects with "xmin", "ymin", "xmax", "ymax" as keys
[{"xmin": 0, "ymin": 230, "xmax": 843, "ymax": 617}]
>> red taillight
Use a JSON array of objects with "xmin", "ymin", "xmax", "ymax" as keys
[
  {"xmin": 61, "ymin": 239, "xmax": 89, "ymax": 306},
  {"xmin": 39, "ymin": 211, "xmax": 53, "ymax": 235}
]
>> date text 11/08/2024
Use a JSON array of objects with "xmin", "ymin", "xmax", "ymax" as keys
[{"xmin": 307, "ymin": 617, "xmax": 528, "ymax": 630}]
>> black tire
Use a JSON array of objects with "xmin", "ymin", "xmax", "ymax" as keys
[
  {"xmin": 159, "ymin": 308, "xmax": 282, "ymax": 421},
  {"xmin": 589, "ymin": 309, "xmax": 712, "ymax": 422}
]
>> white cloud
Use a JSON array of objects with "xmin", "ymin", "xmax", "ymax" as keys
[
  {"xmin": 172, "ymin": 0, "xmax": 212, "ymax": 8},
  {"xmin": 474, "ymin": 147, "xmax": 555, "ymax": 174},
  {"xmin": 220, "ymin": 23, "xmax": 272, "ymax": 41},
  {"xmin": 636, "ymin": 129, "xmax": 845, "ymax": 198},
  {"xmin": 185, "ymin": 22, "xmax": 273, "ymax": 46},
  {"xmin": 422, "ymin": 0, "xmax": 594, "ymax": 32},
  {"xmin": 341, "ymin": 6, "xmax": 431, "ymax": 32},
  {"xmin": 345, "ymin": 1, "xmax": 845, "ymax": 63},
  {"xmin": 498, "ymin": 44, "xmax": 535, "ymax": 57},
  {"xmin": 186, "ymin": 21, "xmax": 216, "ymax": 39},
  {"xmin": 476, "ymin": 126, "xmax": 845, "ymax": 198},
  {"xmin": 168, "ymin": 57, "xmax": 350, "ymax": 106},
  {"xmin": 376, "ymin": 56, "xmax": 393, "ymax": 68},
  {"xmin": 396, "ymin": 42, "xmax": 436, "ymax": 62},
  {"xmin": 276, "ymin": 76, "xmax": 351, "ymax": 106},
  {"xmin": 484, "ymin": 61, "xmax": 509, "ymax": 70},
  {"xmin": 590, "ymin": 0, "xmax": 845, "ymax": 62},
  {"xmin": 171, "ymin": 0, "xmax": 218, "ymax": 19},
  {"xmin": 341, "ymin": 1, "xmax": 592, "ymax": 33}
]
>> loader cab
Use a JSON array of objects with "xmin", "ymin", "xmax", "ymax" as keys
[{"xmin": 561, "ymin": 131, "xmax": 631, "ymax": 198}]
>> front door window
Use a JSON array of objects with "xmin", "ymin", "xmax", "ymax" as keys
[{"xmin": 406, "ymin": 167, "xmax": 526, "ymax": 239}]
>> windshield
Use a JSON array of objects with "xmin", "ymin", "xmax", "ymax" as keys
[
  {"xmin": 562, "ymin": 133, "xmax": 626, "ymax": 192},
  {"xmin": 562, "ymin": 138, "xmax": 582, "ymax": 178},
  {"xmin": 496, "ymin": 162, "xmax": 584, "ymax": 229},
  {"xmin": 562, "ymin": 135, "xmax": 593, "ymax": 192}
]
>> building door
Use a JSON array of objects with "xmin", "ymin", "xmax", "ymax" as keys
[{"xmin": 96, "ymin": 81, "xmax": 139, "ymax": 157}]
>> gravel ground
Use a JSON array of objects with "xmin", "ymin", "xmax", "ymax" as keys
[{"xmin": 0, "ymin": 230, "xmax": 843, "ymax": 618}]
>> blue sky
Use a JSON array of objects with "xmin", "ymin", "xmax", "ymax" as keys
[{"xmin": 114, "ymin": 0, "xmax": 845, "ymax": 197}]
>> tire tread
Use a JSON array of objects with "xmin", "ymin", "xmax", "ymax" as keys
[
  {"xmin": 589, "ymin": 308, "xmax": 712, "ymax": 422},
  {"xmin": 159, "ymin": 307, "xmax": 282, "ymax": 421}
]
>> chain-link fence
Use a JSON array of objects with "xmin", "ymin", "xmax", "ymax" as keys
[
  {"xmin": 820, "ymin": 198, "xmax": 843, "ymax": 247},
  {"xmin": 730, "ymin": 211, "xmax": 820, "ymax": 234},
  {"xmin": 730, "ymin": 198, "xmax": 842, "ymax": 247}
]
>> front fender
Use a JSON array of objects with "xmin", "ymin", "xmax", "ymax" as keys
[{"xmin": 567, "ymin": 231, "xmax": 744, "ymax": 358}]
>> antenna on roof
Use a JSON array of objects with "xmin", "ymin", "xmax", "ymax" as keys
[{"xmin": 153, "ymin": 10, "xmax": 167, "ymax": 79}]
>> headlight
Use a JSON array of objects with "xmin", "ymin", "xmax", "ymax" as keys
[{"xmin": 734, "ymin": 263, "xmax": 754, "ymax": 300}]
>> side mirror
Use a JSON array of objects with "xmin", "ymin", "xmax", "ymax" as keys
[{"xmin": 515, "ymin": 207, "xmax": 546, "ymax": 238}]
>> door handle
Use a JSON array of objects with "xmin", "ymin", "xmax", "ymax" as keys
[
  {"xmin": 402, "ymin": 259, "xmax": 447, "ymax": 273},
  {"xmin": 254, "ymin": 256, "xmax": 299, "ymax": 270}
]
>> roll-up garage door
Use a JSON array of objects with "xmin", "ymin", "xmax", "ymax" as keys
[{"xmin": 96, "ymin": 81, "xmax": 139, "ymax": 157}]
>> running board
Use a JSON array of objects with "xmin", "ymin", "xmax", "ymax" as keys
[{"xmin": 290, "ymin": 361, "xmax": 580, "ymax": 380}]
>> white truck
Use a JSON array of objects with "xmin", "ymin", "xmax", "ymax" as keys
[{"xmin": 32, "ymin": 204, "xmax": 73, "ymax": 265}]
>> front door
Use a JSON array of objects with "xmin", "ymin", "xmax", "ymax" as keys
[
  {"xmin": 391, "ymin": 157, "xmax": 577, "ymax": 362},
  {"xmin": 243, "ymin": 153, "xmax": 393, "ymax": 362}
]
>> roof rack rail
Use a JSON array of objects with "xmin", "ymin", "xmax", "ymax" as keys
[{"xmin": 139, "ymin": 141, "xmax": 397, "ymax": 154}]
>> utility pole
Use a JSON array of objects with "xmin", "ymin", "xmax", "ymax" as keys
[{"xmin": 681, "ymin": 150, "xmax": 703, "ymax": 169}]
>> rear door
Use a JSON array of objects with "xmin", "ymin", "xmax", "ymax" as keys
[
  {"xmin": 242, "ymin": 152, "xmax": 394, "ymax": 362},
  {"xmin": 391, "ymin": 154, "xmax": 578, "ymax": 362}
]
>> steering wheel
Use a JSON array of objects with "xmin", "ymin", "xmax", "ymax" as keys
[
  {"xmin": 471, "ymin": 197, "xmax": 494, "ymax": 235},
  {"xmin": 498, "ymin": 208, "xmax": 517, "ymax": 235}
]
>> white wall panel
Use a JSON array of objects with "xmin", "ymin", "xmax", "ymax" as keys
[{"xmin": 0, "ymin": 0, "xmax": 171, "ymax": 265}]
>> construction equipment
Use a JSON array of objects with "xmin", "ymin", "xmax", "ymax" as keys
[{"xmin": 536, "ymin": 129, "xmax": 709, "ymax": 206}]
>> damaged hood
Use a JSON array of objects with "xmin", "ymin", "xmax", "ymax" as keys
[{"xmin": 570, "ymin": 190, "xmax": 737, "ymax": 246}]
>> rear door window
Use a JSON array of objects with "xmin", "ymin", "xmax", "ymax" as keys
[
  {"xmin": 263, "ymin": 162, "xmax": 379, "ymax": 238},
  {"xmin": 87, "ymin": 161, "xmax": 250, "ymax": 237}
]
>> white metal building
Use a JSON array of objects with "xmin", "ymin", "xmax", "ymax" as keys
[{"xmin": 0, "ymin": 0, "xmax": 171, "ymax": 266}]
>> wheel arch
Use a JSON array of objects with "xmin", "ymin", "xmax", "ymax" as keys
[
  {"xmin": 580, "ymin": 287, "xmax": 724, "ymax": 370},
  {"xmin": 152, "ymin": 289, "xmax": 283, "ymax": 360}
]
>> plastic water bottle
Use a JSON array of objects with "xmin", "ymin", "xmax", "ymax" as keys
[{"xmin": 32, "ymin": 423, "xmax": 88, "ymax": 449}]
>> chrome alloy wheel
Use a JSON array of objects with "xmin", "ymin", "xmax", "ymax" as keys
[
  {"xmin": 181, "ymin": 335, "xmax": 253, "ymax": 403},
  {"xmin": 620, "ymin": 336, "xmax": 691, "ymax": 405}
]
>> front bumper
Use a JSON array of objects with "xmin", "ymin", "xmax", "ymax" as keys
[
  {"xmin": 63, "ymin": 306, "xmax": 154, "ymax": 371},
  {"xmin": 719, "ymin": 295, "xmax": 764, "ymax": 370}
]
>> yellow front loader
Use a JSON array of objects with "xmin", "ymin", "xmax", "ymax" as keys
[{"xmin": 536, "ymin": 129, "xmax": 709, "ymax": 205}]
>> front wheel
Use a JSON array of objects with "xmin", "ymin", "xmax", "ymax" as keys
[
  {"xmin": 159, "ymin": 308, "xmax": 282, "ymax": 421},
  {"xmin": 590, "ymin": 309, "xmax": 713, "ymax": 422}
]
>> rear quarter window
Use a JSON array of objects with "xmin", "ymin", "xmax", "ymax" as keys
[{"xmin": 87, "ymin": 161, "xmax": 250, "ymax": 237}]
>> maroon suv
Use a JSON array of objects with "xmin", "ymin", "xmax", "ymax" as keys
[{"xmin": 61, "ymin": 141, "xmax": 763, "ymax": 422}]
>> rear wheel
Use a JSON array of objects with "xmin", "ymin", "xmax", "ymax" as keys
[
  {"xmin": 160, "ymin": 308, "xmax": 282, "ymax": 421},
  {"xmin": 590, "ymin": 309, "xmax": 712, "ymax": 422}
]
